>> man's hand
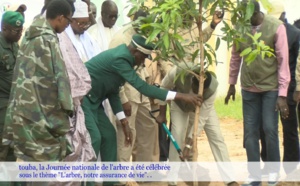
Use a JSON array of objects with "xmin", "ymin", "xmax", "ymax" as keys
[
  {"xmin": 293, "ymin": 91, "xmax": 300, "ymax": 103},
  {"xmin": 276, "ymin": 96, "xmax": 289, "ymax": 119},
  {"xmin": 182, "ymin": 137, "xmax": 193, "ymax": 160},
  {"xmin": 211, "ymin": 9, "xmax": 224, "ymax": 28},
  {"xmin": 175, "ymin": 93, "xmax": 203, "ymax": 107},
  {"xmin": 225, "ymin": 85, "xmax": 236, "ymax": 105},
  {"xmin": 122, "ymin": 102, "xmax": 132, "ymax": 117},
  {"xmin": 155, "ymin": 113, "xmax": 167, "ymax": 125},
  {"xmin": 120, "ymin": 119, "xmax": 132, "ymax": 146}
]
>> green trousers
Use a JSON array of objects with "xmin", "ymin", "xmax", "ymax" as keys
[
  {"xmin": 0, "ymin": 107, "xmax": 23, "ymax": 186},
  {"xmin": 0, "ymin": 106, "xmax": 16, "ymax": 161},
  {"xmin": 82, "ymin": 97, "xmax": 117, "ymax": 186}
]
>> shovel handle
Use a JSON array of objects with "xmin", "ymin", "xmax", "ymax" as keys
[{"xmin": 149, "ymin": 110, "xmax": 182, "ymax": 152}]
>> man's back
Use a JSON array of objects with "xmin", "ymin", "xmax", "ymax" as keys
[{"xmin": 85, "ymin": 44, "xmax": 133, "ymax": 103}]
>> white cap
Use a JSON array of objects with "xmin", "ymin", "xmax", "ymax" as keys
[
  {"xmin": 73, "ymin": 1, "xmax": 89, "ymax": 18},
  {"xmin": 268, "ymin": 1, "xmax": 285, "ymax": 19}
]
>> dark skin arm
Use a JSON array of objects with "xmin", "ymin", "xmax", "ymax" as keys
[
  {"xmin": 175, "ymin": 92, "xmax": 203, "ymax": 107},
  {"xmin": 276, "ymin": 96, "xmax": 289, "ymax": 119},
  {"xmin": 224, "ymin": 84, "xmax": 236, "ymax": 104},
  {"xmin": 155, "ymin": 93, "xmax": 203, "ymax": 124},
  {"xmin": 182, "ymin": 137, "xmax": 193, "ymax": 159},
  {"xmin": 120, "ymin": 118, "xmax": 133, "ymax": 146},
  {"xmin": 155, "ymin": 105, "xmax": 167, "ymax": 125},
  {"xmin": 122, "ymin": 102, "xmax": 132, "ymax": 116}
]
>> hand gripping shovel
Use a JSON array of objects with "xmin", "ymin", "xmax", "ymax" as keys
[{"xmin": 149, "ymin": 109, "xmax": 191, "ymax": 170}]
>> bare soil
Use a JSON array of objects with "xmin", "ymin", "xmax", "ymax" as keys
[
  {"xmin": 136, "ymin": 118, "xmax": 290, "ymax": 186},
  {"xmin": 98, "ymin": 118, "xmax": 297, "ymax": 186}
]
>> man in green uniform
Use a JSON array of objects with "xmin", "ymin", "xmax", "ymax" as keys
[
  {"xmin": 0, "ymin": 11, "xmax": 24, "ymax": 162},
  {"xmin": 82, "ymin": 34, "xmax": 201, "ymax": 185},
  {"xmin": 2, "ymin": 0, "xmax": 73, "ymax": 163}
]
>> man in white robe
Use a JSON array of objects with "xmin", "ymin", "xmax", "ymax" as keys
[{"xmin": 87, "ymin": 0, "xmax": 119, "ymax": 51}]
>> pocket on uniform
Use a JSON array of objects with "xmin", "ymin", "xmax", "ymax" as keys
[{"xmin": 0, "ymin": 53, "xmax": 13, "ymax": 70}]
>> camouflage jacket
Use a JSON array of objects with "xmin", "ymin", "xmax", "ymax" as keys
[{"xmin": 2, "ymin": 15, "xmax": 73, "ymax": 161}]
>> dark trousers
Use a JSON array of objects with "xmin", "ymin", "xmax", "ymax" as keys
[
  {"xmin": 261, "ymin": 90, "xmax": 300, "ymax": 173},
  {"xmin": 158, "ymin": 122, "xmax": 170, "ymax": 161},
  {"xmin": 242, "ymin": 90, "xmax": 280, "ymax": 179}
]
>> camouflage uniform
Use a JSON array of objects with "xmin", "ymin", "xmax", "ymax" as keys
[
  {"xmin": 0, "ymin": 32, "xmax": 19, "ymax": 161},
  {"xmin": 2, "ymin": 15, "xmax": 73, "ymax": 162}
]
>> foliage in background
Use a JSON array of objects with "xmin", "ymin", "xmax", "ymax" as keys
[
  {"xmin": 215, "ymin": 95, "xmax": 243, "ymax": 120},
  {"xmin": 127, "ymin": 0, "xmax": 274, "ymax": 75}
]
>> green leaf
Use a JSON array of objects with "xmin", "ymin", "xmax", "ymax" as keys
[
  {"xmin": 260, "ymin": 0, "xmax": 273, "ymax": 12},
  {"xmin": 215, "ymin": 37, "xmax": 221, "ymax": 50},
  {"xmin": 140, "ymin": 23, "xmax": 152, "ymax": 29},
  {"xmin": 206, "ymin": 52, "xmax": 213, "ymax": 65},
  {"xmin": 146, "ymin": 29, "xmax": 161, "ymax": 43},
  {"xmin": 261, "ymin": 51, "xmax": 266, "ymax": 59},
  {"xmin": 202, "ymin": 0, "xmax": 209, "ymax": 9},
  {"xmin": 192, "ymin": 49, "xmax": 200, "ymax": 63},
  {"xmin": 240, "ymin": 47, "xmax": 252, "ymax": 57},
  {"xmin": 149, "ymin": 23, "xmax": 164, "ymax": 29},
  {"xmin": 246, "ymin": 33, "xmax": 255, "ymax": 41},
  {"xmin": 266, "ymin": 51, "xmax": 275, "ymax": 58},
  {"xmin": 175, "ymin": 69, "xmax": 187, "ymax": 84},
  {"xmin": 209, "ymin": 1, "xmax": 219, "ymax": 16},
  {"xmin": 127, "ymin": 6, "xmax": 138, "ymax": 17},
  {"xmin": 163, "ymin": 34, "xmax": 170, "ymax": 50},
  {"xmin": 253, "ymin": 32, "xmax": 262, "ymax": 40},
  {"xmin": 245, "ymin": 49, "xmax": 259, "ymax": 64},
  {"xmin": 223, "ymin": 21, "xmax": 231, "ymax": 30},
  {"xmin": 245, "ymin": 1, "xmax": 254, "ymax": 20}
]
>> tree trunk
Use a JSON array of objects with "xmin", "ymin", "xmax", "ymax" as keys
[{"xmin": 193, "ymin": 0, "xmax": 205, "ymax": 185}]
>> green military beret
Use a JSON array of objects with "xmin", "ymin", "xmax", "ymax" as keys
[
  {"xmin": 131, "ymin": 34, "xmax": 155, "ymax": 55},
  {"xmin": 2, "ymin": 11, "xmax": 24, "ymax": 27}
]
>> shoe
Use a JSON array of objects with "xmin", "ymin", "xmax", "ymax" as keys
[
  {"xmin": 241, "ymin": 178, "xmax": 261, "ymax": 186},
  {"xmin": 241, "ymin": 182, "xmax": 261, "ymax": 186},
  {"xmin": 227, "ymin": 181, "xmax": 239, "ymax": 186},
  {"xmin": 241, "ymin": 176, "xmax": 261, "ymax": 186},
  {"xmin": 267, "ymin": 172, "xmax": 278, "ymax": 186},
  {"xmin": 268, "ymin": 182, "xmax": 278, "ymax": 186},
  {"xmin": 261, "ymin": 166, "xmax": 268, "ymax": 178}
]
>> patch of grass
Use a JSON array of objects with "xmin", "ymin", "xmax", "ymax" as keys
[{"xmin": 214, "ymin": 94, "xmax": 243, "ymax": 120}]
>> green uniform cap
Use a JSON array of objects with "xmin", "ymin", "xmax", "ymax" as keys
[
  {"xmin": 2, "ymin": 11, "xmax": 24, "ymax": 27},
  {"xmin": 131, "ymin": 34, "xmax": 155, "ymax": 55}
]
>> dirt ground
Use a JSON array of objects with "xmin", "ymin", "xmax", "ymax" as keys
[
  {"xmin": 198, "ymin": 118, "xmax": 249, "ymax": 162},
  {"xmin": 197, "ymin": 117, "xmax": 285, "ymax": 162},
  {"xmin": 135, "ymin": 118, "xmax": 293, "ymax": 186},
  {"xmin": 95, "ymin": 118, "xmax": 297, "ymax": 186}
]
